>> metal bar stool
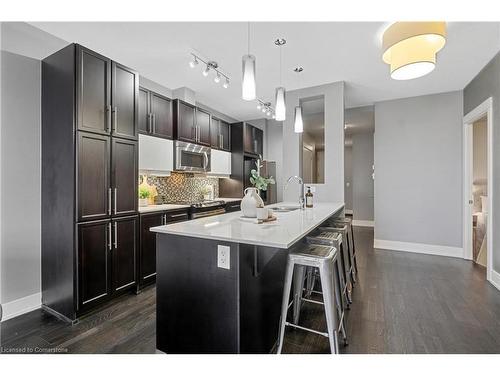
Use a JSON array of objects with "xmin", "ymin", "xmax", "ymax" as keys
[
  {"xmin": 320, "ymin": 225, "xmax": 357, "ymax": 285},
  {"xmin": 331, "ymin": 217, "xmax": 358, "ymax": 274},
  {"xmin": 277, "ymin": 243, "xmax": 344, "ymax": 354},
  {"xmin": 306, "ymin": 231, "xmax": 352, "ymax": 310}
]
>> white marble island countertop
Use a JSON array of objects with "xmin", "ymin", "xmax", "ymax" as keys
[{"xmin": 150, "ymin": 202, "xmax": 344, "ymax": 249}]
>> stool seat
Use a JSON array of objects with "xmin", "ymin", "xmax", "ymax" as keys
[{"xmin": 292, "ymin": 243, "xmax": 336, "ymax": 259}]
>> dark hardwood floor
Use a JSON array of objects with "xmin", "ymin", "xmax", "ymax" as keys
[{"xmin": 2, "ymin": 227, "xmax": 500, "ymax": 354}]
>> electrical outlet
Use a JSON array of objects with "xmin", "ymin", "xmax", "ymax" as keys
[{"xmin": 217, "ymin": 245, "xmax": 230, "ymax": 270}]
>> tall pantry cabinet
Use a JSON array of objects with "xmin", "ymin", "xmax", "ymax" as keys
[{"xmin": 42, "ymin": 44, "xmax": 139, "ymax": 321}]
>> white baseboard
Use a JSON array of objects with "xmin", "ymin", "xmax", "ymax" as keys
[
  {"xmin": 352, "ymin": 220, "xmax": 374, "ymax": 227},
  {"xmin": 490, "ymin": 270, "xmax": 500, "ymax": 291},
  {"xmin": 373, "ymin": 239, "xmax": 463, "ymax": 258},
  {"xmin": 1, "ymin": 292, "xmax": 41, "ymax": 322},
  {"xmin": 345, "ymin": 209, "xmax": 353, "ymax": 215}
]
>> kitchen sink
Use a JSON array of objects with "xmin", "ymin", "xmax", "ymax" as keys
[{"xmin": 270, "ymin": 206, "xmax": 301, "ymax": 212}]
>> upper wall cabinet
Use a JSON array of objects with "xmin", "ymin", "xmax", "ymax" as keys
[
  {"xmin": 244, "ymin": 123, "xmax": 263, "ymax": 156},
  {"xmin": 173, "ymin": 99, "xmax": 211, "ymax": 146},
  {"xmin": 77, "ymin": 46, "xmax": 138, "ymax": 140},
  {"xmin": 211, "ymin": 117, "xmax": 231, "ymax": 151},
  {"xmin": 138, "ymin": 87, "xmax": 173, "ymax": 139}
]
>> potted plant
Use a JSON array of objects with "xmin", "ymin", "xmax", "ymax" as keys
[
  {"xmin": 249, "ymin": 169, "xmax": 275, "ymax": 193},
  {"xmin": 139, "ymin": 186, "xmax": 151, "ymax": 207}
]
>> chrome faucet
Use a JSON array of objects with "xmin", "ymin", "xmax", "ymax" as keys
[{"xmin": 284, "ymin": 176, "xmax": 305, "ymax": 209}]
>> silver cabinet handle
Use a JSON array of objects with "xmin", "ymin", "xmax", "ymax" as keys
[
  {"xmin": 108, "ymin": 222, "xmax": 112, "ymax": 251},
  {"xmin": 164, "ymin": 214, "xmax": 167, "ymax": 225},
  {"xmin": 106, "ymin": 105, "xmax": 112, "ymax": 133},
  {"xmin": 108, "ymin": 188, "xmax": 112, "ymax": 215},
  {"xmin": 170, "ymin": 213, "xmax": 187, "ymax": 218},
  {"xmin": 112, "ymin": 106, "xmax": 118, "ymax": 132},
  {"xmin": 147, "ymin": 113, "xmax": 152, "ymax": 133},
  {"xmin": 114, "ymin": 188, "xmax": 117, "ymax": 214},
  {"xmin": 113, "ymin": 221, "xmax": 118, "ymax": 249},
  {"xmin": 152, "ymin": 113, "xmax": 156, "ymax": 134}
]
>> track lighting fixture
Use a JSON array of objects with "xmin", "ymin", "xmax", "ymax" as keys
[{"xmin": 189, "ymin": 53, "xmax": 230, "ymax": 89}]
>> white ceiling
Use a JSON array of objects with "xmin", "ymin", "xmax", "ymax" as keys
[{"xmin": 30, "ymin": 22, "xmax": 500, "ymax": 121}]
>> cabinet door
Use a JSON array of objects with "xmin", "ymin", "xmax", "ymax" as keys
[
  {"xmin": 77, "ymin": 46, "xmax": 111, "ymax": 135},
  {"xmin": 139, "ymin": 213, "xmax": 163, "ymax": 284},
  {"xmin": 112, "ymin": 138, "xmax": 138, "ymax": 216},
  {"xmin": 78, "ymin": 220, "xmax": 111, "ymax": 310},
  {"xmin": 210, "ymin": 117, "xmax": 220, "ymax": 149},
  {"xmin": 254, "ymin": 127, "xmax": 263, "ymax": 156},
  {"xmin": 78, "ymin": 132, "xmax": 111, "ymax": 221},
  {"xmin": 138, "ymin": 87, "xmax": 150, "ymax": 134},
  {"xmin": 220, "ymin": 121, "xmax": 231, "ymax": 151},
  {"xmin": 112, "ymin": 216, "xmax": 138, "ymax": 292},
  {"xmin": 111, "ymin": 62, "xmax": 138, "ymax": 140},
  {"xmin": 176, "ymin": 100, "xmax": 196, "ymax": 142},
  {"xmin": 244, "ymin": 123, "xmax": 255, "ymax": 154},
  {"xmin": 196, "ymin": 108, "xmax": 211, "ymax": 146},
  {"xmin": 151, "ymin": 93, "xmax": 173, "ymax": 139}
]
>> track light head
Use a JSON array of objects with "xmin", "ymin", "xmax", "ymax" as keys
[
  {"xmin": 223, "ymin": 79, "xmax": 229, "ymax": 88},
  {"xmin": 214, "ymin": 73, "xmax": 221, "ymax": 83},
  {"xmin": 189, "ymin": 56, "xmax": 199, "ymax": 68}
]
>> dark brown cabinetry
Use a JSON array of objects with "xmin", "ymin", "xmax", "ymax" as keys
[
  {"xmin": 77, "ymin": 220, "xmax": 112, "ymax": 310},
  {"xmin": 42, "ymin": 44, "xmax": 139, "ymax": 321},
  {"xmin": 211, "ymin": 117, "xmax": 231, "ymax": 151},
  {"xmin": 138, "ymin": 87, "xmax": 173, "ymax": 139},
  {"xmin": 244, "ymin": 123, "xmax": 263, "ymax": 156},
  {"xmin": 173, "ymin": 100, "xmax": 211, "ymax": 146},
  {"xmin": 139, "ymin": 208, "xmax": 189, "ymax": 288}
]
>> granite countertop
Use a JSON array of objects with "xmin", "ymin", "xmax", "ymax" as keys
[{"xmin": 150, "ymin": 202, "xmax": 344, "ymax": 249}]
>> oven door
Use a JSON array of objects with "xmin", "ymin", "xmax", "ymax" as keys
[{"xmin": 175, "ymin": 141, "xmax": 211, "ymax": 172}]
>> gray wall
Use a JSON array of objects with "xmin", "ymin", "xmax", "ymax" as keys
[
  {"xmin": 374, "ymin": 91, "xmax": 463, "ymax": 248},
  {"xmin": 464, "ymin": 51, "xmax": 500, "ymax": 272},
  {"xmin": 1, "ymin": 50, "xmax": 41, "ymax": 304},
  {"xmin": 352, "ymin": 132, "xmax": 374, "ymax": 221},
  {"xmin": 282, "ymin": 82, "xmax": 344, "ymax": 203},
  {"xmin": 344, "ymin": 145, "xmax": 353, "ymax": 211}
]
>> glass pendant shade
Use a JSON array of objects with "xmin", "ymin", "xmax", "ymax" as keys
[
  {"xmin": 242, "ymin": 54, "xmax": 256, "ymax": 101},
  {"xmin": 275, "ymin": 87, "xmax": 286, "ymax": 121},
  {"xmin": 382, "ymin": 22, "xmax": 446, "ymax": 80},
  {"xmin": 294, "ymin": 106, "xmax": 303, "ymax": 133}
]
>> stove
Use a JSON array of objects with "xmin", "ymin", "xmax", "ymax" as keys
[{"xmin": 189, "ymin": 200, "xmax": 226, "ymax": 219}]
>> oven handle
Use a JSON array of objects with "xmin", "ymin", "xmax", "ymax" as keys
[{"xmin": 191, "ymin": 207, "xmax": 225, "ymax": 219}]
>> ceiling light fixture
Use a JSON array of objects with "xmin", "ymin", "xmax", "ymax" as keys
[
  {"xmin": 293, "ymin": 67, "xmax": 304, "ymax": 133},
  {"xmin": 382, "ymin": 22, "xmax": 446, "ymax": 80},
  {"xmin": 189, "ymin": 53, "xmax": 230, "ymax": 88},
  {"xmin": 274, "ymin": 38, "xmax": 287, "ymax": 121},
  {"xmin": 242, "ymin": 22, "xmax": 256, "ymax": 100}
]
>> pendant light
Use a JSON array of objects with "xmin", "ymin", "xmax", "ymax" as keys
[
  {"xmin": 293, "ymin": 67, "xmax": 303, "ymax": 133},
  {"xmin": 382, "ymin": 22, "xmax": 446, "ymax": 80},
  {"xmin": 274, "ymin": 38, "xmax": 286, "ymax": 121},
  {"xmin": 242, "ymin": 22, "xmax": 256, "ymax": 101}
]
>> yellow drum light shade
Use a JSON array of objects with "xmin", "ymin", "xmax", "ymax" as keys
[{"xmin": 382, "ymin": 22, "xmax": 446, "ymax": 80}]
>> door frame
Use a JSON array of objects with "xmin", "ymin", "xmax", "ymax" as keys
[{"xmin": 462, "ymin": 97, "xmax": 493, "ymax": 282}]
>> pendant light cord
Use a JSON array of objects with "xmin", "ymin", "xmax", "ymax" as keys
[
  {"xmin": 247, "ymin": 22, "xmax": 250, "ymax": 55},
  {"xmin": 279, "ymin": 46, "xmax": 282, "ymax": 86}
]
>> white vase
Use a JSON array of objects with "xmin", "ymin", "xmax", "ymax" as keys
[{"xmin": 241, "ymin": 187, "xmax": 264, "ymax": 218}]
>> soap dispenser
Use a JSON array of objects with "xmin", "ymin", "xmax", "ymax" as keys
[{"xmin": 305, "ymin": 186, "xmax": 314, "ymax": 208}]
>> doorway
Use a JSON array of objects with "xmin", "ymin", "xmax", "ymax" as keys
[{"xmin": 463, "ymin": 98, "xmax": 493, "ymax": 281}]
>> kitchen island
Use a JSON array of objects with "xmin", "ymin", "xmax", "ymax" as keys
[{"xmin": 151, "ymin": 202, "xmax": 344, "ymax": 353}]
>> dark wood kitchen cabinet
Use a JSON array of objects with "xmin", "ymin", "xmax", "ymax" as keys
[
  {"xmin": 111, "ymin": 62, "xmax": 139, "ymax": 139},
  {"xmin": 139, "ymin": 209, "xmax": 190, "ymax": 289},
  {"xmin": 77, "ymin": 46, "xmax": 138, "ymax": 140},
  {"xmin": 196, "ymin": 107, "xmax": 211, "ymax": 146},
  {"xmin": 112, "ymin": 138, "xmax": 138, "ymax": 216},
  {"xmin": 42, "ymin": 43, "xmax": 139, "ymax": 322},
  {"xmin": 173, "ymin": 99, "xmax": 211, "ymax": 146},
  {"xmin": 174, "ymin": 99, "xmax": 196, "ymax": 143},
  {"xmin": 77, "ymin": 132, "xmax": 111, "ymax": 221},
  {"xmin": 77, "ymin": 219, "xmax": 112, "ymax": 311},
  {"xmin": 244, "ymin": 123, "xmax": 263, "ymax": 156},
  {"xmin": 112, "ymin": 216, "xmax": 138, "ymax": 292},
  {"xmin": 138, "ymin": 87, "xmax": 173, "ymax": 139},
  {"xmin": 211, "ymin": 117, "xmax": 231, "ymax": 151}
]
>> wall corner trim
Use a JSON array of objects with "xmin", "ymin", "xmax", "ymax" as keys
[
  {"xmin": 352, "ymin": 220, "xmax": 374, "ymax": 227},
  {"xmin": 490, "ymin": 270, "xmax": 500, "ymax": 292},
  {"xmin": 1, "ymin": 292, "xmax": 41, "ymax": 322},
  {"xmin": 373, "ymin": 239, "xmax": 463, "ymax": 258}
]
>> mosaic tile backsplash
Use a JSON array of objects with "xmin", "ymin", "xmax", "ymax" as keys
[{"xmin": 140, "ymin": 172, "xmax": 219, "ymax": 203}]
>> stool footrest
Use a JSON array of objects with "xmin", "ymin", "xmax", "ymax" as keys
[
  {"xmin": 302, "ymin": 297, "xmax": 324, "ymax": 305},
  {"xmin": 285, "ymin": 321, "xmax": 329, "ymax": 338}
]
